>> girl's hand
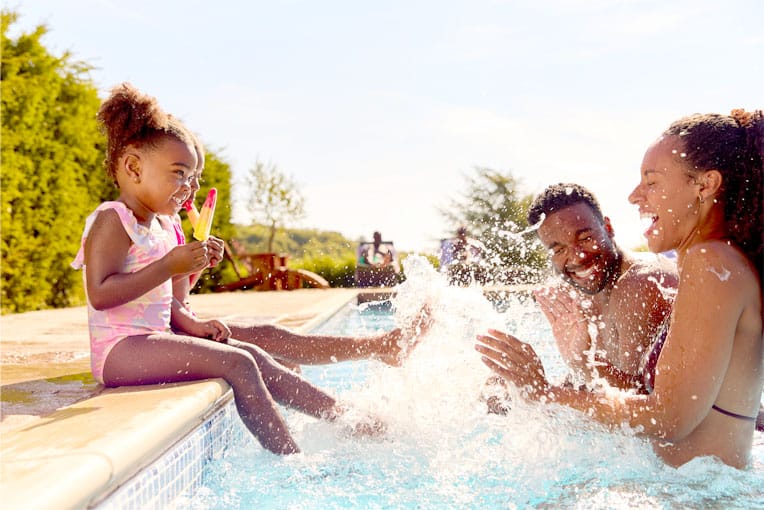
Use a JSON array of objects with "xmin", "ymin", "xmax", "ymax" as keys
[
  {"xmin": 196, "ymin": 318, "xmax": 231, "ymax": 342},
  {"xmin": 205, "ymin": 236, "xmax": 225, "ymax": 268},
  {"xmin": 475, "ymin": 328, "xmax": 550, "ymax": 400},
  {"xmin": 166, "ymin": 242, "xmax": 209, "ymax": 275}
]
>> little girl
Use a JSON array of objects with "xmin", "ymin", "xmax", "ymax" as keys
[{"xmin": 72, "ymin": 83, "xmax": 354, "ymax": 455}]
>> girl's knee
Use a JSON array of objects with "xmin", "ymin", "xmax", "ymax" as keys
[{"xmin": 225, "ymin": 349, "xmax": 258, "ymax": 376}]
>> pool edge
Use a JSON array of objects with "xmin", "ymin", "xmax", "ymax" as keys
[{"xmin": 0, "ymin": 288, "xmax": 361, "ymax": 510}]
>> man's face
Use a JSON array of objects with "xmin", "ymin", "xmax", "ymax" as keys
[{"xmin": 537, "ymin": 202, "xmax": 620, "ymax": 295}]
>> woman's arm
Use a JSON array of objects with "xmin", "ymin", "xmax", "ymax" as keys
[{"xmin": 477, "ymin": 245, "xmax": 745, "ymax": 441}]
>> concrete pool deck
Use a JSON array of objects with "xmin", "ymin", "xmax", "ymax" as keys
[{"xmin": 0, "ymin": 288, "xmax": 365, "ymax": 509}]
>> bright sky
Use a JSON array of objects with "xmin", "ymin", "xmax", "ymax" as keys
[{"xmin": 11, "ymin": 0, "xmax": 763, "ymax": 253}]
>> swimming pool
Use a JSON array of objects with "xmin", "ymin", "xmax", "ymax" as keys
[{"xmin": 178, "ymin": 270, "xmax": 763, "ymax": 509}]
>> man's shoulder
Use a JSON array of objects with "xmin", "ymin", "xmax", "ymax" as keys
[{"xmin": 619, "ymin": 251, "xmax": 678, "ymax": 290}]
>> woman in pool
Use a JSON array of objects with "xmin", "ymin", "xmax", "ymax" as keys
[
  {"xmin": 72, "ymin": 83, "xmax": 378, "ymax": 455},
  {"xmin": 477, "ymin": 109, "xmax": 763, "ymax": 468}
]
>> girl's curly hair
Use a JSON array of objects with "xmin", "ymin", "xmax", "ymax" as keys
[{"xmin": 96, "ymin": 83, "xmax": 192, "ymax": 183}]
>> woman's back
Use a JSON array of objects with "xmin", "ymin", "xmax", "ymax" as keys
[{"xmin": 655, "ymin": 240, "xmax": 762, "ymax": 468}]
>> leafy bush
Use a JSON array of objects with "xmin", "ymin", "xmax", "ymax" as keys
[
  {"xmin": 1, "ymin": 12, "xmax": 108, "ymax": 313},
  {"xmin": 289, "ymin": 253, "xmax": 357, "ymax": 288}
]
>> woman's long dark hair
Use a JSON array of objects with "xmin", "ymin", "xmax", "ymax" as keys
[{"xmin": 663, "ymin": 110, "xmax": 764, "ymax": 284}]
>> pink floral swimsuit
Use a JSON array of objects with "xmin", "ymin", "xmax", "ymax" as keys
[{"xmin": 71, "ymin": 202, "xmax": 176, "ymax": 383}]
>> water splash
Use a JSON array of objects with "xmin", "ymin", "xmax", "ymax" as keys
[
  {"xmin": 647, "ymin": 274, "xmax": 678, "ymax": 301},
  {"xmin": 708, "ymin": 265, "xmax": 731, "ymax": 282},
  {"xmin": 194, "ymin": 256, "xmax": 764, "ymax": 508}
]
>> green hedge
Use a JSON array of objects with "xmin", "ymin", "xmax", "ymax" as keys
[
  {"xmin": 289, "ymin": 253, "xmax": 357, "ymax": 288},
  {"xmin": 1, "ymin": 13, "xmax": 109, "ymax": 313}
]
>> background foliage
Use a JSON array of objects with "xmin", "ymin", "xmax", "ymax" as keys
[
  {"xmin": 441, "ymin": 167, "xmax": 548, "ymax": 284},
  {"xmin": 1, "ymin": 12, "xmax": 109, "ymax": 312},
  {"xmin": 229, "ymin": 224, "xmax": 358, "ymax": 287},
  {"xmin": 1, "ymin": 10, "xmax": 551, "ymax": 312},
  {"xmin": 241, "ymin": 160, "xmax": 305, "ymax": 253}
]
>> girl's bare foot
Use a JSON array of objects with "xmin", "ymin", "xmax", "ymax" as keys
[{"xmin": 376, "ymin": 305, "xmax": 433, "ymax": 366}]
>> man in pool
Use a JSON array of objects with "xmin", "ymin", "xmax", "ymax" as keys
[{"xmin": 485, "ymin": 183, "xmax": 678, "ymax": 412}]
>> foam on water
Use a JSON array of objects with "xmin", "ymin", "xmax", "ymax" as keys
[{"xmin": 190, "ymin": 256, "xmax": 764, "ymax": 509}]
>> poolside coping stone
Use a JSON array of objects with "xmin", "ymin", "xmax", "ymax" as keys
[{"xmin": 0, "ymin": 288, "xmax": 359, "ymax": 509}]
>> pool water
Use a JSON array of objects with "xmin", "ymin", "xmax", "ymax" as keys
[{"xmin": 189, "ymin": 259, "xmax": 764, "ymax": 509}]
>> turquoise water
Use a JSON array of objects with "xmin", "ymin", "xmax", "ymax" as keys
[{"xmin": 190, "ymin": 261, "xmax": 764, "ymax": 509}]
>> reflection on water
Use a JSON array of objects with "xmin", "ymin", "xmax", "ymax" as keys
[{"xmin": 191, "ymin": 257, "xmax": 764, "ymax": 509}]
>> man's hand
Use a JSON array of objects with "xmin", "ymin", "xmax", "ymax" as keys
[{"xmin": 533, "ymin": 287, "xmax": 593, "ymax": 375}]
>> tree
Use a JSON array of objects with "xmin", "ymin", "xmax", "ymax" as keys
[
  {"xmin": 1, "ymin": 11, "xmax": 109, "ymax": 312},
  {"xmin": 243, "ymin": 160, "xmax": 305, "ymax": 253},
  {"xmin": 441, "ymin": 167, "xmax": 547, "ymax": 284}
]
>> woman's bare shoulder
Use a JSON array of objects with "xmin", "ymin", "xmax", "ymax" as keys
[{"xmin": 683, "ymin": 241, "xmax": 756, "ymax": 284}]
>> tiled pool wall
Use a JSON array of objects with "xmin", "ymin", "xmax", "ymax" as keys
[{"xmin": 95, "ymin": 395, "xmax": 244, "ymax": 509}]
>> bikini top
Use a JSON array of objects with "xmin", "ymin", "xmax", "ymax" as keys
[{"xmin": 638, "ymin": 317, "xmax": 756, "ymax": 422}]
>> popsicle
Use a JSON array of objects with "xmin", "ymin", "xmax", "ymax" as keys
[
  {"xmin": 193, "ymin": 188, "xmax": 217, "ymax": 241},
  {"xmin": 182, "ymin": 199, "xmax": 200, "ymax": 229}
]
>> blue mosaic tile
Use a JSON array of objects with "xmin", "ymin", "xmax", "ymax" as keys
[{"xmin": 96, "ymin": 398, "xmax": 243, "ymax": 509}]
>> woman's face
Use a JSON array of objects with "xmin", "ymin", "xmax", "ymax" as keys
[{"xmin": 628, "ymin": 134, "xmax": 702, "ymax": 254}]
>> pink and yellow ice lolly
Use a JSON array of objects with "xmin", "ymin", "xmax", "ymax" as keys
[
  {"xmin": 192, "ymin": 188, "xmax": 217, "ymax": 241},
  {"xmin": 182, "ymin": 199, "xmax": 201, "ymax": 228}
]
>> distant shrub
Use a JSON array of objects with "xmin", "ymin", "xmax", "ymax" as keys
[{"xmin": 290, "ymin": 253, "xmax": 357, "ymax": 288}]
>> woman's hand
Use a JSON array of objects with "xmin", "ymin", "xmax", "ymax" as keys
[{"xmin": 475, "ymin": 328, "xmax": 550, "ymax": 400}]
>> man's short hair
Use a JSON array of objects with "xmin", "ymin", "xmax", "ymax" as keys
[{"xmin": 527, "ymin": 183, "xmax": 605, "ymax": 226}]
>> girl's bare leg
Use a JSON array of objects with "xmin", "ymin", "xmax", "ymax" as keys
[
  {"xmin": 102, "ymin": 333, "xmax": 299, "ymax": 455},
  {"xmin": 225, "ymin": 338, "xmax": 342, "ymax": 419},
  {"xmin": 226, "ymin": 322, "xmax": 376, "ymax": 365},
  {"xmin": 225, "ymin": 306, "xmax": 432, "ymax": 366},
  {"xmin": 226, "ymin": 340, "xmax": 387, "ymax": 437}
]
